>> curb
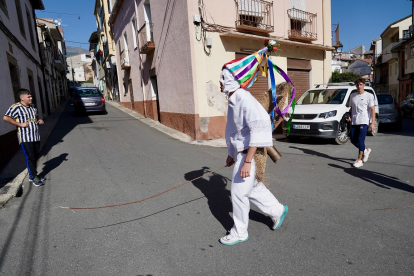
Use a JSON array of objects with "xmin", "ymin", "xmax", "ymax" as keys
[
  {"xmin": 0, "ymin": 169, "xmax": 27, "ymax": 207},
  {"xmin": 0, "ymin": 102, "xmax": 67, "ymax": 208},
  {"xmin": 106, "ymin": 100, "xmax": 228, "ymax": 148}
]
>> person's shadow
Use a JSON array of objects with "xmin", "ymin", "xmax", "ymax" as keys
[
  {"xmin": 40, "ymin": 153, "xmax": 69, "ymax": 178},
  {"xmin": 328, "ymin": 163, "xmax": 414, "ymax": 193},
  {"xmin": 185, "ymin": 167, "xmax": 272, "ymax": 231},
  {"xmin": 290, "ymin": 146, "xmax": 354, "ymax": 165}
]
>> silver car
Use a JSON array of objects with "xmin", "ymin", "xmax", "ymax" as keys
[{"xmin": 377, "ymin": 93, "xmax": 402, "ymax": 130}]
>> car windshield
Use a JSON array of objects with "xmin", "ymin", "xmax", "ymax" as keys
[
  {"xmin": 297, "ymin": 89, "xmax": 348, "ymax": 105},
  {"xmin": 377, "ymin": 95, "xmax": 393, "ymax": 104},
  {"xmin": 76, "ymin": 89, "xmax": 101, "ymax": 97}
]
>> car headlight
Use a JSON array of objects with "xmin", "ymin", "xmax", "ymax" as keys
[{"xmin": 319, "ymin": 110, "xmax": 337, "ymax": 119}]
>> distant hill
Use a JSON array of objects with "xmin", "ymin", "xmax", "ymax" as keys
[{"xmin": 66, "ymin": 46, "xmax": 90, "ymax": 57}]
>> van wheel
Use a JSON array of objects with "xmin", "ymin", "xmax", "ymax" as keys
[
  {"xmin": 368, "ymin": 118, "xmax": 379, "ymax": 136},
  {"xmin": 334, "ymin": 126, "xmax": 349, "ymax": 145}
]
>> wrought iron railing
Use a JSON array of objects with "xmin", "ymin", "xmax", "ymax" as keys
[
  {"xmin": 236, "ymin": 0, "xmax": 274, "ymax": 33},
  {"xmin": 138, "ymin": 22, "xmax": 154, "ymax": 53},
  {"xmin": 287, "ymin": 8, "xmax": 317, "ymax": 41}
]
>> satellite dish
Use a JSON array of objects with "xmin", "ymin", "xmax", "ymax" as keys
[{"xmin": 54, "ymin": 18, "xmax": 62, "ymax": 26}]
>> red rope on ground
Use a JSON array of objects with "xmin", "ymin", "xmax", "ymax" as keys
[{"xmin": 60, "ymin": 165, "xmax": 227, "ymax": 210}]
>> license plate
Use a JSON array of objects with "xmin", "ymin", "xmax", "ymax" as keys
[
  {"xmin": 293, "ymin": 124, "xmax": 310, "ymax": 130},
  {"xmin": 84, "ymin": 102, "xmax": 95, "ymax": 106},
  {"xmin": 379, "ymin": 118, "xmax": 390, "ymax": 123}
]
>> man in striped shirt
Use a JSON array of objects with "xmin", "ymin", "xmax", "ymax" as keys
[{"xmin": 3, "ymin": 89, "xmax": 45, "ymax": 186}]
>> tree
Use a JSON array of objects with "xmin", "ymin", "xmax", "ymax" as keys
[{"xmin": 331, "ymin": 71, "xmax": 360, "ymax": 83}]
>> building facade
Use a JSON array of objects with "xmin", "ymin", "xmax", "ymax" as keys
[
  {"xmin": 109, "ymin": 0, "xmax": 333, "ymax": 140},
  {"xmin": 374, "ymin": 15, "xmax": 412, "ymax": 100},
  {"xmin": 66, "ymin": 53, "xmax": 92, "ymax": 82},
  {"xmin": 36, "ymin": 17, "xmax": 68, "ymax": 110},
  {"xmin": 94, "ymin": 0, "xmax": 119, "ymax": 101}
]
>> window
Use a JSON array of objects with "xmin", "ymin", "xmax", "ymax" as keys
[
  {"xmin": 26, "ymin": 6, "xmax": 35, "ymax": 51},
  {"xmin": 410, "ymin": 43, "xmax": 414, "ymax": 58},
  {"xmin": 118, "ymin": 40, "xmax": 122, "ymax": 53},
  {"xmin": 131, "ymin": 18, "xmax": 137, "ymax": 48},
  {"xmin": 0, "ymin": 0, "xmax": 8, "ymax": 17},
  {"xmin": 107, "ymin": 0, "xmax": 112, "ymax": 13},
  {"xmin": 123, "ymin": 33, "xmax": 129, "ymax": 59},
  {"xmin": 15, "ymin": 0, "xmax": 25, "ymax": 38},
  {"xmin": 389, "ymin": 65, "xmax": 392, "ymax": 76}
]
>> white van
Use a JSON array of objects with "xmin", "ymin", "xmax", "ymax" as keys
[{"xmin": 284, "ymin": 82, "xmax": 379, "ymax": 145}]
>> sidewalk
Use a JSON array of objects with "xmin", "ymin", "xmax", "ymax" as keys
[
  {"xmin": 0, "ymin": 102, "xmax": 67, "ymax": 208},
  {"xmin": 106, "ymin": 100, "xmax": 285, "ymax": 144}
]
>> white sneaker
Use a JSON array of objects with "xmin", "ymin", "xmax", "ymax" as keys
[
  {"xmin": 220, "ymin": 231, "xmax": 248, "ymax": 245},
  {"xmin": 363, "ymin": 148, "xmax": 371, "ymax": 162},
  {"xmin": 353, "ymin": 160, "xmax": 363, "ymax": 168}
]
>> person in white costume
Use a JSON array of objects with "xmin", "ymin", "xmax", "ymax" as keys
[{"xmin": 219, "ymin": 68, "xmax": 288, "ymax": 246}]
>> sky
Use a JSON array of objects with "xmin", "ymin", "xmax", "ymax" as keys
[
  {"xmin": 35, "ymin": 0, "xmax": 98, "ymax": 50},
  {"xmin": 331, "ymin": 0, "xmax": 412, "ymax": 52},
  {"xmin": 35, "ymin": 0, "xmax": 413, "ymax": 52}
]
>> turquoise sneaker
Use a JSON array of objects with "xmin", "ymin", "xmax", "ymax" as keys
[
  {"xmin": 273, "ymin": 205, "xmax": 288, "ymax": 230},
  {"xmin": 220, "ymin": 233, "xmax": 249, "ymax": 245}
]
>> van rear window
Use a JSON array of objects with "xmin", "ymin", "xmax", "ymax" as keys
[{"xmin": 377, "ymin": 95, "xmax": 393, "ymax": 104}]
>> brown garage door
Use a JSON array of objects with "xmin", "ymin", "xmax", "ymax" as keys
[{"xmin": 287, "ymin": 69, "xmax": 310, "ymax": 100}]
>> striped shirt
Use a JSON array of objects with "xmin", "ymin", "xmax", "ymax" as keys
[{"xmin": 4, "ymin": 103, "xmax": 40, "ymax": 143}]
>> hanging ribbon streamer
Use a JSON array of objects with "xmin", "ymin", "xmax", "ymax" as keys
[
  {"xmin": 267, "ymin": 58, "xmax": 277, "ymax": 130},
  {"xmin": 267, "ymin": 59, "xmax": 296, "ymax": 135}
]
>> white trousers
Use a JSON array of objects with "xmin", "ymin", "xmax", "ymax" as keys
[{"xmin": 230, "ymin": 152, "xmax": 284, "ymax": 239}]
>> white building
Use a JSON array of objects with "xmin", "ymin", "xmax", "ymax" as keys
[
  {"xmin": 66, "ymin": 54, "xmax": 92, "ymax": 82},
  {"xmin": 0, "ymin": 0, "xmax": 48, "ymax": 170}
]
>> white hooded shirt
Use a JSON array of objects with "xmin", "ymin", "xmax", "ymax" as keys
[{"xmin": 220, "ymin": 69, "xmax": 273, "ymax": 158}]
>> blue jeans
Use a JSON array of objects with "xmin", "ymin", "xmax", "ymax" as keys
[{"xmin": 350, "ymin": 124, "xmax": 367, "ymax": 152}]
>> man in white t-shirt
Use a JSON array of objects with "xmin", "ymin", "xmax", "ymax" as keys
[{"xmin": 346, "ymin": 78, "xmax": 375, "ymax": 168}]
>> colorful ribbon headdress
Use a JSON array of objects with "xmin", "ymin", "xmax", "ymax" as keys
[{"xmin": 222, "ymin": 43, "xmax": 297, "ymax": 134}]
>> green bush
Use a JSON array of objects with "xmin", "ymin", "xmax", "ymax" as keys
[{"xmin": 331, "ymin": 71, "xmax": 360, "ymax": 83}]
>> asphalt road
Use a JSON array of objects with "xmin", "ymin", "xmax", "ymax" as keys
[{"xmin": 0, "ymin": 103, "xmax": 413, "ymax": 275}]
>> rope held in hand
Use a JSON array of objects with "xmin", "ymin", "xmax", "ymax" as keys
[{"xmin": 60, "ymin": 165, "xmax": 227, "ymax": 210}]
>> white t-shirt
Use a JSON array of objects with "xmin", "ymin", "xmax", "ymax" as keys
[{"xmin": 350, "ymin": 91, "xmax": 375, "ymax": 125}]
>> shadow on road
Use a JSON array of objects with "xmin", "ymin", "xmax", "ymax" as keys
[
  {"xmin": 328, "ymin": 163, "xmax": 414, "ymax": 193},
  {"xmin": 290, "ymin": 146, "xmax": 354, "ymax": 165},
  {"xmin": 185, "ymin": 166, "xmax": 272, "ymax": 231},
  {"xmin": 39, "ymin": 153, "xmax": 68, "ymax": 178}
]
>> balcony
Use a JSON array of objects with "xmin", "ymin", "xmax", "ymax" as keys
[
  {"xmin": 235, "ymin": 0, "xmax": 274, "ymax": 34},
  {"xmin": 54, "ymin": 49, "xmax": 66, "ymax": 71},
  {"xmin": 382, "ymin": 41, "xmax": 400, "ymax": 64},
  {"xmin": 139, "ymin": 22, "xmax": 155, "ymax": 54},
  {"xmin": 120, "ymin": 52, "xmax": 130, "ymax": 70},
  {"xmin": 287, "ymin": 8, "xmax": 317, "ymax": 42}
]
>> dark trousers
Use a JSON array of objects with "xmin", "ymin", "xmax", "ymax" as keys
[
  {"xmin": 21, "ymin": 141, "xmax": 40, "ymax": 179},
  {"xmin": 350, "ymin": 124, "xmax": 367, "ymax": 152}
]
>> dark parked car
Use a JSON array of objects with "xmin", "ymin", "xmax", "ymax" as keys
[
  {"xmin": 401, "ymin": 94, "xmax": 414, "ymax": 119},
  {"xmin": 377, "ymin": 93, "xmax": 402, "ymax": 130},
  {"xmin": 73, "ymin": 87, "xmax": 106, "ymax": 115}
]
